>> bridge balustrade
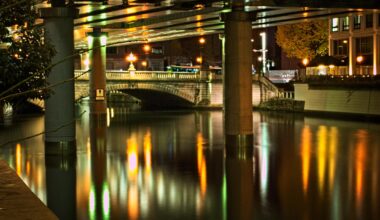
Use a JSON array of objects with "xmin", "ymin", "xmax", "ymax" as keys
[{"xmin": 75, "ymin": 70, "xmax": 202, "ymax": 81}]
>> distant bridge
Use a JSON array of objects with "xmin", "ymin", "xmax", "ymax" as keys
[{"xmin": 30, "ymin": 70, "xmax": 290, "ymax": 109}]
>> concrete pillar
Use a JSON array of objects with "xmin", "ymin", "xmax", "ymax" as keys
[
  {"xmin": 219, "ymin": 34, "xmax": 226, "ymax": 77},
  {"xmin": 221, "ymin": 6, "xmax": 255, "ymax": 150},
  {"xmin": 349, "ymin": 35, "xmax": 356, "ymax": 75},
  {"xmin": 87, "ymin": 28, "xmax": 107, "ymax": 115},
  {"xmin": 374, "ymin": 33, "xmax": 378, "ymax": 75},
  {"xmin": 40, "ymin": 7, "xmax": 78, "ymax": 155}
]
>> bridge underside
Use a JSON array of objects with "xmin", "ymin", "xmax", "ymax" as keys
[
  {"xmin": 118, "ymin": 89, "xmax": 194, "ymax": 108},
  {"xmin": 34, "ymin": 0, "xmax": 379, "ymax": 49}
]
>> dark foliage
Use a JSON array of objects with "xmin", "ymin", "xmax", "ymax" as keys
[{"xmin": 0, "ymin": 0, "xmax": 55, "ymax": 105}]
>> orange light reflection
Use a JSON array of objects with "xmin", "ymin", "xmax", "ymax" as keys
[
  {"xmin": 128, "ymin": 185, "xmax": 139, "ymax": 220},
  {"xmin": 317, "ymin": 126, "xmax": 327, "ymax": 195},
  {"xmin": 144, "ymin": 130, "xmax": 152, "ymax": 174},
  {"xmin": 127, "ymin": 135, "xmax": 139, "ymax": 182},
  {"xmin": 301, "ymin": 126, "xmax": 311, "ymax": 194},
  {"xmin": 355, "ymin": 130, "xmax": 367, "ymax": 206},
  {"xmin": 196, "ymin": 133, "xmax": 207, "ymax": 197},
  {"xmin": 16, "ymin": 143, "xmax": 22, "ymax": 176},
  {"xmin": 328, "ymin": 127, "xmax": 338, "ymax": 193}
]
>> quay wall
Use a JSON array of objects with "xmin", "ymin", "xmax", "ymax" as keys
[{"xmin": 294, "ymin": 83, "xmax": 380, "ymax": 116}]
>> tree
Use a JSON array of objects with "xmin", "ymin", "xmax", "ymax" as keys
[
  {"xmin": 0, "ymin": 0, "xmax": 55, "ymax": 106},
  {"xmin": 276, "ymin": 20, "xmax": 328, "ymax": 60}
]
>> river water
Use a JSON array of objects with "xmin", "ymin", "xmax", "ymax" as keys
[{"xmin": 0, "ymin": 103, "xmax": 379, "ymax": 220}]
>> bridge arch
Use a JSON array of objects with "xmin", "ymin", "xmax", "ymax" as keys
[{"xmin": 75, "ymin": 82, "xmax": 197, "ymax": 108}]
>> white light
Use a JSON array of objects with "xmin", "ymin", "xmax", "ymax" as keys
[
  {"xmin": 100, "ymin": 36, "xmax": 107, "ymax": 46},
  {"xmin": 260, "ymin": 32, "xmax": 267, "ymax": 73},
  {"xmin": 87, "ymin": 36, "xmax": 94, "ymax": 48}
]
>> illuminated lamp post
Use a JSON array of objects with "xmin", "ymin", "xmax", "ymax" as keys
[
  {"xmin": 126, "ymin": 52, "xmax": 137, "ymax": 71},
  {"xmin": 143, "ymin": 44, "xmax": 151, "ymax": 53},
  {"xmin": 198, "ymin": 37, "xmax": 206, "ymax": 69},
  {"xmin": 143, "ymin": 44, "xmax": 151, "ymax": 70},
  {"xmin": 141, "ymin": 61, "xmax": 148, "ymax": 69},
  {"xmin": 356, "ymin": 55, "xmax": 364, "ymax": 75},
  {"xmin": 302, "ymin": 58, "xmax": 309, "ymax": 66},
  {"xmin": 199, "ymin": 37, "xmax": 206, "ymax": 45},
  {"xmin": 196, "ymin": 56, "xmax": 203, "ymax": 65}
]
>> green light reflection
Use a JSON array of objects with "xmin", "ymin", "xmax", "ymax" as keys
[{"xmin": 102, "ymin": 182, "xmax": 110, "ymax": 220}]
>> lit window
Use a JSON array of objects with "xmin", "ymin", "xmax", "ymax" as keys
[
  {"xmin": 331, "ymin": 18, "xmax": 339, "ymax": 32},
  {"xmin": 342, "ymin": 17, "xmax": 349, "ymax": 31},
  {"xmin": 354, "ymin": 15, "xmax": 361, "ymax": 29}
]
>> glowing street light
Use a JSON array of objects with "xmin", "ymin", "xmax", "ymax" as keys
[
  {"xmin": 356, "ymin": 55, "xmax": 364, "ymax": 64},
  {"xmin": 199, "ymin": 37, "xmax": 206, "ymax": 45},
  {"xmin": 196, "ymin": 56, "xmax": 203, "ymax": 64},
  {"xmin": 302, "ymin": 58, "xmax": 309, "ymax": 66},
  {"xmin": 141, "ymin": 61, "xmax": 147, "ymax": 67},
  {"xmin": 126, "ymin": 52, "xmax": 137, "ymax": 71},
  {"xmin": 143, "ymin": 44, "xmax": 151, "ymax": 54}
]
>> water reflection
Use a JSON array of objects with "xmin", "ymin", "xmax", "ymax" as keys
[
  {"xmin": 226, "ymin": 146, "xmax": 254, "ymax": 220},
  {"xmin": 45, "ymin": 155, "xmax": 76, "ymax": 220},
  {"xmin": 0, "ymin": 110, "xmax": 380, "ymax": 219}
]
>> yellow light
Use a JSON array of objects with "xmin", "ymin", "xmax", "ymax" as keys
[
  {"xmin": 199, "ymin": 37, "xmax": 206, "ymax": 44},
  {"xmin": 343, "ymin": 40, "xmax": 348, "ymax": 44},
  {"xmin": 356, "ymin": 55, "xmax": 364, "ymax": 63},
  {"xmin": 141, "ymin": 61, "xmax": 147, "ymax": 67},
  {"xmin": 143, "ymin": 44, "xmax": 151, "ymax": 53},
  {"xmin": 318, "ymin": 64, "xmax": 326, "ymax": 69},
  {"xmin": 127, "ymin": 135, "xmax": 139, "ymax": 181},
  {"xmin": 302, "ymin": 58, "xmax": 309, "ymax": 66},
  {"xmin": 196, "ymin": 56, "xmax": 202, "ymax": 64},
  {"xmin": 197, "ymin": 133, "xmax": 207, "ymax": 197},
  {"xmin": 144, "ymin": 130, "xmax": 152, "ymax": 174},
  {"xmin": 126, "ymin": 52, "xmax": 137, "ymax": 62},
  {"xmin": 16, "ymin": 143, "xmax": 21, "ymax": 176},
  {"xmin": 301, "ymin": 126, "xmax": 311, "ymax": 194},
  {"xmin": 329, "ymin": 65, "xmax": 335, "ymax": 69}
]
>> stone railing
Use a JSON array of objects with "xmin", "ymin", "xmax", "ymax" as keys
[{"xmin": 75, "ymin": 70, "xmax": 201, "ymax": 81}]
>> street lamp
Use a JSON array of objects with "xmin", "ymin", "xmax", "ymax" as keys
[
  {"xmin": 196, "ymin": 56, "xmax": 203, "ymax": 64},
  {"xmin": 141, "ymin": 60, "xmax": 147, "ymax": 68},
  {"xmin": 126, "ymin": 52, "xmax": 137, "ymax": 71},
  {"xmin": 302, "ymin": 58, "xmax": 309, "ymax": 66},
  {"xmin": 143, "ymin": 44, "xmax": 151, "ymax": 54},
  {"xmin": 199, "ymin": 37, "xmax": 206, "ymax": 45},
  {"xmin": 356, "ymin": 55, "xmax": 364, "ymax": 64}
]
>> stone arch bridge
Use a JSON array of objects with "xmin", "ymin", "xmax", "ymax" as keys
[{"xmin": 30, "ymin": 70, "xmax": 285, "ymax": 109}]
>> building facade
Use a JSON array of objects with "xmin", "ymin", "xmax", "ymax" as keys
[{"xmin": 329, "ymin": 12, "xmax": 380, "ymax": 75}]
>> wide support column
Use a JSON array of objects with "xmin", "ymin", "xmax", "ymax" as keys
[
  {"xmin": 87, "ymin": 28, "xmax": 107, "ymax": 116},
  {"xmin": 222, "ymin": 7, "xmax": 255, "ymax": 151},
  {"xmin": 40, "ymin": 7, "xmax": 78, "ymax": 155}
]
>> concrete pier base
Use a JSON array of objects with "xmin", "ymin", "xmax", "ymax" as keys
[{"xmin": 40, "ymin": 7, "xmax": 78, "ymax": 155}]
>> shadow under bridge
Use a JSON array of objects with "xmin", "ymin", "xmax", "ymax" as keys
[{"xmin": 107, "ymin": 82, "xmax": 197, "ymax": 108}]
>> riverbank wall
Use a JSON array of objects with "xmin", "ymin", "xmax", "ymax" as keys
[{"xmin": 294, "ymin": 83, "xmax": 380, "ymax": 116}]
